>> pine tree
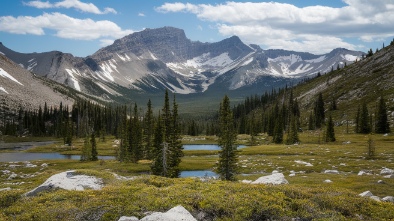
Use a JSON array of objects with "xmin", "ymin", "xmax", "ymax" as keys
[
  {"xmin": 273, "ymin": 116, "xmax": 283, "ymax": 144},
  {"xmin": 130, "ymin": 103, "xmax": 143, "ymax": 163},
  {"xmin": 375, "ymin": 97, "xmax": 390, "ymax": 134},
  {"xmin": 143, "ymin": 99, "xmax": 155, "ymax": 159},
  {"xmin": 325, "ymin": 115, "xmax": 336, "ymax": 142},
  {"xmin": 286, "ymin": 115, "xmax": 299, "ymax": 144},
  {"xmin": 151, "ymin": 114, "xmax": 165, "ymax": 176},
  {"xmin": 308, "ymin": 112, "xmax": 315, "ymax": 130},
  {"xmin": 80, "ymin": 135, "xmax": 92, "ymax": 161},
  {"xmin": 314, "ymin": 93, "xmax": 325, "ymax": 128},
  {"xmin": 167, "ymin": 95, "xmax": 183, "ymax": 178},
  {"xmin": 359, "ymin": 102, "xmax": 371, "ymax": 134},
  {"xmin": 90, "ymin": 132, "xmax": 98, "ymax": 161},
  {"xmin": 216, "ymin": 95, "xmax": 238, "ymax": 181}
]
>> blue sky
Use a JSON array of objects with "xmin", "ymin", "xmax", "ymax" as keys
[{"xmin": 1, "ymin": 0, "xmax": 393, "ymax": 57}]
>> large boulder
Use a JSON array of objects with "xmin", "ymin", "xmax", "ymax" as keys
[
  {"xmin": 25, "ymin": 170, "xmax": 103, "ymax": 197},
  {"xmin": 251, "ymin": 173, "xmax": 289, "ymax": 185},
  {"xmin": 380, "ymin": 168, "xmax": 394, "ymax": 175},
  {"xmin": 119, "ymin": 205, "xmax": 197, "ymax": 221}
]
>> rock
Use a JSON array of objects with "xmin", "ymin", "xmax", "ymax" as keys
[
  {"xmin": 41, "ymin": 163, "xmax": 48, "ymax": 167},
  {"xmin": 294, "ymin": 160, "xmax": 313, "ymax": 167},
  {"xmin": 289, "ymin": 173, "xmax": 296, "ymax": 177},
  {"xmin": 251, "ymin": 173, "xmax": 289, "ymax": 185},
  {"xmin": 384, "ymin": 174, "xmax": 394, "ymax": 178},
  {"xmin": 324, "ymin": 170, "xmax": 339, "ymax": 174},
  {"xmin": 382, "ymin": 196, "xmax": 394, "ymax": 203},
  {"xmin": 377, "ymin": 180, "xmax": 385, "ymax": 184},
  {"xmin": 118, "ymin": 216, "xmax": 139, "ymax": 221},
  {"xmin": 380, "ymin": 168, "xmax": 394, "ymax": 175},
  {"xmin": 271, "ymin": 170, "xmax": 279, "ymax": 174},
  {"xmin": 323, "ymin": 179, "xmax": 333, "ymax": 183},
  {"xmin": 25, "ymin": 170, "xmax": 103, "ymax": 197},
  {"xmin": 370, "ymin": 196, "xmax": 381, "ymax": 202},
  {"xmin": 241, "ymin": 180, "xmax": 252, "ymax": 184},
  {"xmin": 359, "ymin": 191, "xmax": 374, "ymax": 197},
  {"xmin": 358, "ymin": 170, "xmax": 372, "ymax": 176},
  {"xmin": 25, "ymin": 163, "xmax": 37, "ymax": 168},
  {"xmin": 7, "ymin": 173, "xmax": 17, "ymax": 180},
  {"xmin": 138, "ymin": 205, "xmax": 197, "ymax": 221},
  {"xmin": 0, "ymin": 187, "xmax": 11, "ymax": 191}
]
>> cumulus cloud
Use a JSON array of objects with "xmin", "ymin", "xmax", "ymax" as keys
[
  {"xmin": 156, "ymin": 1, "xmax": 394, "ymax": 53},
  {"xmin": 0, "ymin": 12, "xmax": 132, "ymax": 40},
  {"xmin": 24, "ymin": 0, "xmax": 117, "ymax": 14},
  {"xmin": 138, "ymin": 13, "xmax": 145, "ymax": 17}
]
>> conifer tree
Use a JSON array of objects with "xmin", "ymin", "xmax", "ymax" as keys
[
  {"xmin": 314, "ymin": 93, "xmax": 325, "ymax": 128},
  {"xmin": 143, "ymin": 99, "xmax": 155, "ymax": 159},
  {"xmin": 90, "ymin": 132, "xmax": 98, "ymax": 161},
  {"xmin": 375, "ymin": 97, "xmax": 390, "ymax": 134},
  {"xmin": 325, "ymin": 115, "xmax": 336, "ymax": 142},
  {"xmin": 151, "ymin": 114, "xmax": 165, "ymax": 176},
  {"xmin": 273, "ymin": 116, "xmax": 283, "ymax": 144},
  {"xmin": 216, "ymin": 95, "xmax": 238, "ymax": 181},
  {"xmin": 286, "ymin": 115, "xmax": 299, "ymax": 144},
  {"xmin": 130, "ymin": 103, "xmax": 142, "ymax": 163},
  {"xmin": 80, "ymin": 134, "xmax": 91, "ymax": 161},
  {"xmin": 167, "ymin": 95, "xmax": 183, "ymax": 178},
  {"xmin": 359, "ymin": 102, "xmax": 371, "ymax": 134}
]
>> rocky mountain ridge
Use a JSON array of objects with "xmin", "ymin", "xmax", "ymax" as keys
[{"xmin": 0, "ymin": 27, "xmax": 365, "ymax": 105}]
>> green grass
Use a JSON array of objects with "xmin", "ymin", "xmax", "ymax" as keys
[{"xmin": 1, "ymin": 131, "xmax": 394, "ymax": 220}]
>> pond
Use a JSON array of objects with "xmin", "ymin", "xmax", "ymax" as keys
[
  {"xmin": 180, "ymin": 170, "xmax": 218, "ymax": 178},
  {"xmin": 183, "ymin": 144, "xmax": 246, "ymax": 151},
  {"xmin": 0, "ymin": 152, "xmax": 115, "ymax": 162}
]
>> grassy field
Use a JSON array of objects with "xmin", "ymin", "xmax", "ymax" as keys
[{"xmin": 1, "ymin": 130, "xmax": 394, "ymax": 220}]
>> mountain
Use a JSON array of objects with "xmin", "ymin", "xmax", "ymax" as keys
[
  {"xmin": 0, "ymin": 54, "xmax": 74, "ymax": 112},
  {"xmin": 0, "ymin": 27, "xmax": 365, "ymax": 113}
]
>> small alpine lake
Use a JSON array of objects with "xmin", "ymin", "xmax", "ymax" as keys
[{"xmin": 183, "ymin": 144, "xmax": 246, "ymax": 151}]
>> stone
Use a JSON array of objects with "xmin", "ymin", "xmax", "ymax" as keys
[
  {"xmin": 138, "ymin": 205, "xmax": 197, "ymax": 221},
  {"xmin": 118, "ymin": 216, "xmax": 139, "ymax": 221},
  {"xmin": 370, "ymin": 196, "xmax": 381, "ymax": 202},
  {"xmin": 324, "ymin": 170, "xmax": 339, "ymax": 174},
  {"xmin": 25, "ymin": 170, "xmax": 103, "ymax": 197},
  {"xmin": 359, "ymin": 191, "xmax": 374, "ymax": 197},
  {"xmin": 324, "ymin": 179, "xmax": 333, "ymax": 183},
  {"xmin": 0, "ymin": 187, "xmax": 11, "ymax": 191},
  {"xmin": 380, "ymin": 168, "xmax": 394, "ymax": 175},
  {"xmin": 251, "ymin": 173, "xmax": 289, "ymax": 185},
  {"xmin": 382, "ymin": 196, "xmax": 394, "ymax": 203}
]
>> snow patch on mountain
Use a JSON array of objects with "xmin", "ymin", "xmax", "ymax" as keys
[
  {"xmin": 116, "ymin": 53, "xmax": 131, "ymax": 62},
  {"xmin": 0, "ymin": 68, "xmax": 23, "ymax": 86},
  {"xmin": 27, "ymin": 58, "xmax": 37, "ymax": 71},
  {"xmin": 268, "ymin": 54, "xmax": 303, "ymax": 65},
  {"xmin": 0, "ymin": 86, "xmax": 9, "ymax": 94},
  {"xmin": 65, "ymin": 69, "xmax": 81, "ymax": 91},
  {"xmin": 305, "ymin": 55, "xmax": 326, "ymax": 63},
  {"xmin": 0, "ymin": 51, "xmax": 4, "ymax": 55},
  {"xmin": 341, "ymin": 54, "xmax": 358, "ymax": 61},
  {"xmin": 96, "ymin": 61, "xmax": 116, "ymax": 82}
]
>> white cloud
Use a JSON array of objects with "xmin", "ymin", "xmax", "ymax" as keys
[
  {"xmin": 197, "ymin": 25, "xmax": 202, "ymax": 31},
  {"xmin": 0, "ymin": 13, "xmax": 132, "ymax": 40},
  {"xmin": 24, "ymin": 0, "xmax": 117, "ymax": 14},
  {"xmin": 138, "ymin": 13, "xmax": 145, "ymax": 17},
  {"xmin": 157, "ymin": 1, "xmax": 394, "ymax": 53},
  {"xmin": 99, "ymin": 39, "xmax": 114, "ymax": 47}
]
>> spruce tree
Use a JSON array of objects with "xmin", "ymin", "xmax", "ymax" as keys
[
  {"xmin": 273, "ymin": 116, "xmax": 283, "ymax": 144},
  {"xmin": 359, "ymin": 102, "xmax": 371, "ymax": 134},
  {"xmin": 167, "ymin": 95, "xmax": 183, "ymax": 178},
  {"xmin": 143, "ymin": 99, "xmax": 155, "ymax": 159},
  {"xmin": 314, "ymin": 93, "xmax": 325, "ymax": 128},
  {"xmin": 375, "ymin": 97, "xmax": 390, "ymax": 134},
  {"xmin": 216, "ymin": 95, "xmax": 238, "ymax": 181},
  {"xmin": 130, "ymin": 103, "xmax": 142, "ymax": 163},
  {"xmin": 286, "ymin": 115, "xmax": 299, "ymax": 144},
  {"xmin": 325, "ymin": 115, "xmax": 336, "ymax": 142},
  {"xmin": 151, "ymin": 114, "xmax": 165, "ymax": 176},
  {"xmin": 90, "ymin": 132, "xmax": 98, "ymax": 161},
  {"xmin": 80, "ymin": 135, "xmax": 92, "ymax": 161}
]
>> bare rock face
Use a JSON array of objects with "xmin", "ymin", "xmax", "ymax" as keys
[
  {"xmin": 25, "ymin": 170, "xmax": 103, "ymax": 197},
  {"xmin": 250, "ymin": 173, "xmax": 289, "ymax": 185},
  {"xmin": 118, "ymin": 205, "xmax": 197, "ymax": 221}
]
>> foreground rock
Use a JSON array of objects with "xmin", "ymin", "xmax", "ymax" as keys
[
  {"xmin": 119, "ymin": 205, "xmax": 197, "ymax": 221},
  {"xmin": 25, "ymin": 170, "xmax": 103, "ymax": 196},
  {"xmin": 251, "ymin": 173, "xmax": 289, "ymax": 185}
]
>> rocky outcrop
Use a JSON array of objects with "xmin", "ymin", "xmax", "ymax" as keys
[
  {"xmin": 118, "ymin": 205, "xmax": 197, "ymax": 221},
  {"xmin": 250, "ymin": 173, "xmax": 289, "ymax": 185},
  {"xmin": 25, "ymin": 170, "xmax": 103, "ymax": 197}
]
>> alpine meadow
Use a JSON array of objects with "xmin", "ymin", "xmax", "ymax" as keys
[{"xmin": 1, "ymin": 0, "xmax": 394, "ymax": 220}]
